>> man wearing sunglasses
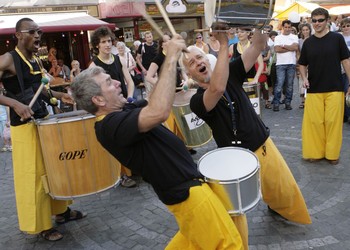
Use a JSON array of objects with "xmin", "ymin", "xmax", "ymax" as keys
[
  {"xmin": 0, "ymin": 18, "xmax": 86, "ymax": 241},
  {"xmin": 299, "ymin": 8, "xmax": 350, "ymax": 165}
]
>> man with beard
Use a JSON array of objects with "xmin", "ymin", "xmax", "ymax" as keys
[
  {"xmin": 0, "ymin": 18, "xmax": 86, "ymax": 241},
  {"xmin": 180, "ymin": 28, "xmax": 312, "ymax": 249}
]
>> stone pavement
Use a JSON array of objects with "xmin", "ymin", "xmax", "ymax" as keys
[{"xmin": 1, "ymin": 97, "xmax": 350, "ymax": 250}]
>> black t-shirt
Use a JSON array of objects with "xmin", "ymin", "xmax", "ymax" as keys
[
  {"xmin": 152, "ymin": 52, "xmax": 182, "ymax": 87},
  {"xmin": 299, "ymin": 32, "xmax": 350, "ymax": 93},
  {"xmin": 137, "ymin": 42, "xmax": 158, "ymax": 70},
  {"xmin": 93, "ymin": 55, "xmax": 128, "ymax": 98},
  {"xmin": 232, "ymin": 43, "xmax": 256, "ymax": 79},
  {"xmin": 95, "ymin": 101, "xmax": 202, "ymax": 205},
  {"xmin": 190, "ymin": 57, "xmax": 269, "ymax": 151}
]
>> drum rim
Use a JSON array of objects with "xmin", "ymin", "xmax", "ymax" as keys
[
  {"xmin": 35, "ymin": 111, "xmax": 94, "ymax": 125},
  {"xmin": 173, "ymin": 89, "xmax": 197, "ymax": 106},
  {"xmin": 198, "ymin": 146, "xmax": 260, "ymax": 181}
]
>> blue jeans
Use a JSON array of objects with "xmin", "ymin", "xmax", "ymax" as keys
[
  {"xmin": 342, "ymin": 73, "xmax": 350, "ymax": 119},
  {"xmin": 272, "ymin": 64, "xmax": 296, "ymax": 105}
]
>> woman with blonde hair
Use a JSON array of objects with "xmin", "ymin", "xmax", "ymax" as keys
[{"xmin": 193, "ymin": 33, "xmax": 209, "ymax": 54}]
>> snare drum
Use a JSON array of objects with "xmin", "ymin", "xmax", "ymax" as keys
[
  {"xmin": 36, "ymin": 111, "xmax": 121, "ymax": 200},
  {"xmin": 198, "ymin": 147, "xmax": 260, "ymax": 216},
  {"xmin": 172, "ymin": 89, "xmax": 212, "ymax": 147},
  {"xmin": 243, "ymin": 82, "xmax": 261, "ymax": 117}
]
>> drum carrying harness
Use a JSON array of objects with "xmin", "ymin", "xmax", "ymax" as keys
[{"xmin": 223, "ymin": 90, "xmax": 241, "ymax": 145}]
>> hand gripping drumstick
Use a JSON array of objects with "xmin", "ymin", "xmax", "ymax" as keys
[
  {"xmin": 20, "ymin": 77, "xmax": 49, "ymax": 122},
  {"xmin": 28, "ymin": 77, "xmax": 49, "ymax": 108}
]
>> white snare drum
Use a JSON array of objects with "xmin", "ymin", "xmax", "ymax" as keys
[{"xmin": 198, "ymin": 147, "xmax": 260, "ymax": 216}]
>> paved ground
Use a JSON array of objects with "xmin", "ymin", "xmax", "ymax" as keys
[{"xmin": 1, "ymin": 94, "xmax": 350, "ymax": 250}]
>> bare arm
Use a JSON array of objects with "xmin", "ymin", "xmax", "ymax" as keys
[
  {"xmin": 0, "ymin": 53, "xmax": 34, "ymax": 120},
  {"xmin": 202, "ymin": 28, "xmax": 230, "ymax": 112},
  {"xmin": 136, "ymin": 53, "xmax": 147, "ymax": 75},
  {"xmin": 299, "ymin": 64, "xmax": 309, "ymax": 88},
  {"xmin": 145, "ymin": 62, "xmax": 159, "ymax": 86},
  {"xmin": 241, "ymin": 30, "xmax": 268, "ymax": 75},
  {"xmin": 341, "ymin": 58, "xmax": 350, "ymax": 96},
  {"xmin": 121, "ymin": 59, "xmax": 135, "ymax": 99},
  {"xmin": 252, "ymin": 54, "xmax": 264, "ymax": 84},
  {"xmin": 138, "ymin": 35, "xmax": 186, "ymax": 132}
]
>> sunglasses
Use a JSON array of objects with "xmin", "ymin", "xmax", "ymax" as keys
[
  {"xmin": 20, "ymin": 29, "xmax": 43, "ymax": 36},
  {"xmin": 196, "ymin": 37, "xmax": 202, "ymax": 39},
  {"xmin": 342, "ymin": 24, "xmax": 350, "ymax": 28},
  {"xmin": 311, "ymin": 18, "xmax": 326, "ymax": 23}
]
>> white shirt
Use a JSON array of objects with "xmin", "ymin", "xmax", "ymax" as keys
[{"xmin": 274, "ymin": 34, "xmax": 298, "ymax": 65}]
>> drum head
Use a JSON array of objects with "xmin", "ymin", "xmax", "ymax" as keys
[
  {"xmin": 198, "ymin": 147, "xmax": 258, "ymax": 181},
  {"xmin": 173, "ymin": 89, "xmax": 197, "ymax": 106}
]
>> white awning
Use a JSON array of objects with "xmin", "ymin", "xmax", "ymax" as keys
[{"xmin": 0, "ymin": 12, "xmax": 116, "ymax": 35}]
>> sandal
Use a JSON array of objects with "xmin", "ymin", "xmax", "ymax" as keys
[
  {"xmin": 299, "ymin": 103, "xmax": 304, "ymax": 109},
  {"xmin": 265, "ymin": 103, "xmax": 272, "ymax": 109},
  {"xmin": 55, "ymin": 207, "xmax": 87, "ymax": 224},
  {"xmin": 40, "ymin": 228, "xmax": 63, "ymax": 241}
]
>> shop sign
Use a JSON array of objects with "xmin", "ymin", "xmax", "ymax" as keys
[
  {"xmin": 146, "ymin": 1, "xmax": 204, "ymax": 16},
  {"xmin": 99, "ymin": 2, "xmax": 144, "ymax": 18}
]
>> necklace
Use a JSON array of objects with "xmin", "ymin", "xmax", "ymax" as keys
[
  {"xmin": 15, "ymin": 47, "xmax": 44, "ymax": 76},
  {"xmin": 98, "ymin": 54, "xmax": 114, "ymax": 64},
  {"xmin": 237, "ymin": 41, "xmax": 251, "ymax": 54}
]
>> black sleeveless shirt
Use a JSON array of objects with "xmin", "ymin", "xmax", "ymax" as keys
[
  {"xmin": 92, "ymin": 55, "xmax": 128, "ymax": 98},
  {"xmin": 1, "ymin": 50, "xmax": 48, "ymax": 126}
]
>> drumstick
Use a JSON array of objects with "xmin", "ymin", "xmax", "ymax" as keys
[
  {"xmin": 28, "ymin": 77, "xmax": 49, "ymax": 108},
  {"xmin": 20, "ymin": 77, "xmax": 49, "ymax": 122},
  {"xmin": 134, "ymin": 4, "xmax": 164, "ymax": 37},
  {"xmin": 155, "ymin": 0, "xmax": 176, "ymax": 36}
]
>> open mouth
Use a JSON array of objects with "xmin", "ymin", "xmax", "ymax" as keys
[
  {"xmin": 33, "ymin": 40, "xmax": 40, "ymax": 48},
  {"xmin": 199, "ymin": 65, "xmax": 206, "ymax": 73}
]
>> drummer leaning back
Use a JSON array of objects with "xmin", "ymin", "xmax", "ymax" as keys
[
  {"xmin": 180, "ymin": 26, "xmax": 312, "ymax": 249},
  {"xmin": 71, "ymin": 34, "xmax": 244, "ymax": 249},
  {"xmin": 0, "ymin": 18, "xmax": 87, "ymax": 241}
]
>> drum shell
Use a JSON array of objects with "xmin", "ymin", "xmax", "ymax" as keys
[
  {"xmin": 215, "ymin": 0, "xmax": 275, "ymax": 29},
  {"xmin": 172, "ymin": 90, "xmax": 212, "ymax": 147},
  {"xmin": 198, "ymin": 147, "xmax": 261, "ymax": 216},
  {"xmin": 243, "ymin": 82, "xmax": 261, "ymax": 117},
  {"xmin": 36, "ymin": 111, "xmax": 121, "ymax": 199}
]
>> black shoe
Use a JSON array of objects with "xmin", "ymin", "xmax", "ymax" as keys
[
  {"xmin": 120, "ymin": 175, "xmax": 137, "ymax": 188},
  {"xmin": 285, "ymin": 103, "xmax": 292, "ymax": 110},
  {"xmin": 273, "ymin": 104, "xmax": 279, "ymax": 112},
  {"xmin": 188, "ymin": 149, "xmax": 197, "ymax": 155}
]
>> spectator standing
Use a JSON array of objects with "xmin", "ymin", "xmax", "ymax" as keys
[
  {"xmin": 228, "ymin": 28, "xmax": 239, "ymax": 47},
  {"xmin": 194, "ymin": 33, "xmax": 209, "ymax": 54},
  {"xmin": 297, "ymin": 23, "xmax": 312, "ymax": 109},
  {"xmin": 272, "ymin": 20, "xmax": 299, "ymax": 111},
  {"xmin": 136, "ymin": 31, "xmax": 158, "ymax": 77},
  {"xmin": 207, "ymin": 32, "xmax": 220, "ymax": 58},
  {"xmin": 89, "ymin": 26, "xmax": 136, "ymax": 187},
  {"xmin": 340, "ymin": 18, "xmax": 350, "ymax": 123},
  {"xmin": 299, "ymin": 8, "xmax": 350, "ymax": 165}
]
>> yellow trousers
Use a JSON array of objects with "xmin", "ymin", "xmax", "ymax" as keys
[
  {"xmin": 11, "ymin": 123, "xmax": 70, "ymax": 234},
  {"xmin": 166, "ymin": 183, "xmax": 243, "ymax": 250},
  {"xmin": 302, "ymin": 92, "xmax": 344, "ymax": 160},
  {"xmin": 255, "ymin": 138, "xmax": 311, "ymax": 224}
]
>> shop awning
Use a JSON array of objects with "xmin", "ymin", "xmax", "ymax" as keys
[
  {"xmin": 0, "ymin": 12, "xmax": 116, "ymax": 35},
  {"xmin": 273, "ymin": 1, "xmax": 321, "ymax": 20}
]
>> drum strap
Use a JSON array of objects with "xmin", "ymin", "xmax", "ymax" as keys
[{"xmin": 223, "ymin": 91, "xmax": 241, "ymax": 145}]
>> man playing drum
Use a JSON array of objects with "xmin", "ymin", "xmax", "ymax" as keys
[
  {"xmin": 0, "ymin": 18, "xmax": 86, "ymax": 241},
  {"xmin": 180, "ymin": 27, "xmax": 312, "ymax": 249},
  {"xmin": 71, "ymin": 34, "xmax": 243, "ymax": 249}
]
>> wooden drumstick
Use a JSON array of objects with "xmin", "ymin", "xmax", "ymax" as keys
[
  {"xmin": 20, "ymin": 77, "xmax": 49, "ymax": 122},
  {"xmin": 134, "ymin": 4, "xmax": 164, "ymax": 37},
  {"xmin": 155, "ymin": 0, "xmax": 176, "ymax": 36},
  {"xmin": 28, "ymin": 77, "xmax": 49, "ymax": 108}
]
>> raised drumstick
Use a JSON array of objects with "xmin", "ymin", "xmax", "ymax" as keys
[
  {"xmin": 154, "ymin": 0, "xmax": 176, "ymax": 36},
  {"xmin": 134, "ymin": 4, "xmax": 164, "ymax": 37}
]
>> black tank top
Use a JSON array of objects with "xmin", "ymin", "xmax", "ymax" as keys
[
  {"xmin": 232, "ymin": 43, "xmax": 256, "ymax": 79},
  {"xmin": 92, "ymin": 55, "xmax": 128, "ymax": 98}
]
